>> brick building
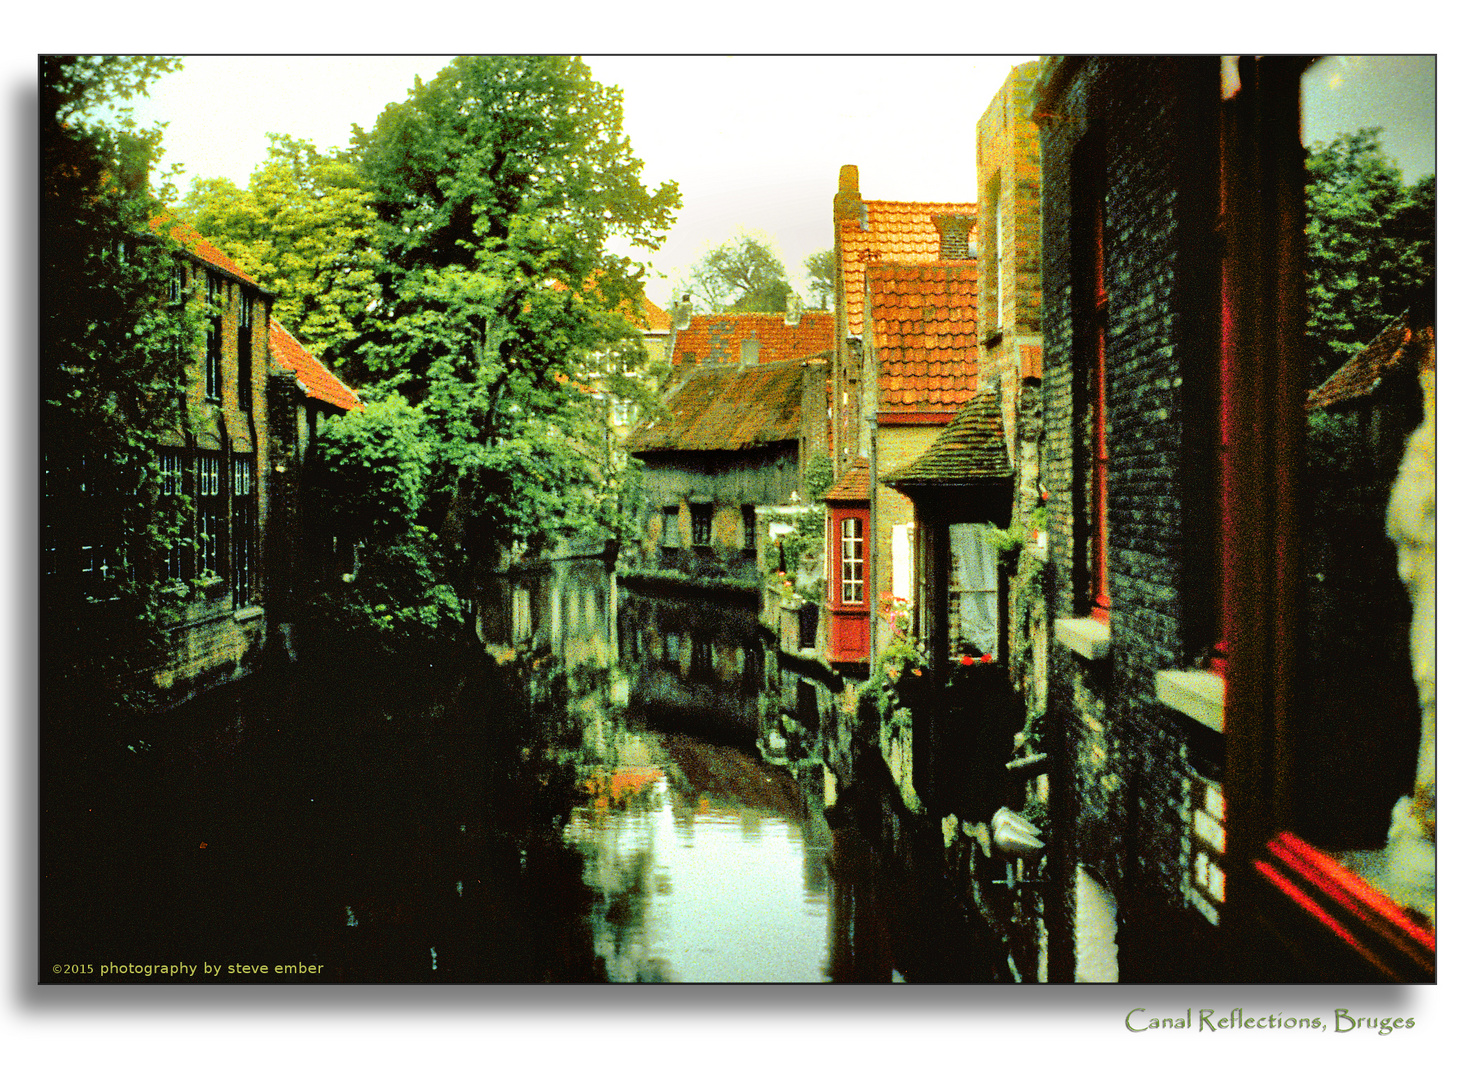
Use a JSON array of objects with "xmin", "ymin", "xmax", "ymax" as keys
[
  {"xmin": 141, "ymin": 222, "xmax": 359, "ymax": 704},
  {"xmin": 826, "ymin": 167, "xmax": 979, "ymax": 668},
  {"xmin": 1032, "ymin": 56, "xmax": 1431, "ymax": 981}
]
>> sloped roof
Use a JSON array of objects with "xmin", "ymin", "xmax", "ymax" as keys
[
  {"xmin": 627, "ymin": 354, "xmax": 808, "ymax": 454},
  {"xmin": 150, "ymin": 214, "xmax": 261, "ymax": 288},
  {"xmin": 641, "ymin": 297, "xmax": 672, "ymax": 333},
  {"xmin": 1306, "ymin": 312, "xmax": 1435, "ymax": 412},
  {"xmin": 838, "ymin": 200, "xmax": 976, "ymax": 337},
  {"xmin": 268, "ymin": 319, "xmax": 362, "ymax": 412},
  {"xmin": 883, "ymin": 386, "xmax": 1011, "ymax": 489},
  {"xmin": 824, "ymin": 458, "xmax": 870, "ymax": 502},
  {"xmin": 668, "ymin": 311, "xmax": 834, "ymax": 369},
  {"xmin": 869, "ymin": 262, "xmax": 979, "ymax": 413}
]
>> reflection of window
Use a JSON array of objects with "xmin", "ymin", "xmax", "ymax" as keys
[
  {"xmin": 661, "ymin": 506, "xmax": 680, "ymax": 548},
  {"xmin": 839, "ymin": 516, "xmax": 864, "ymax": 604},
  {"xmin": 690, "ymin": 637, "xmax": 714, "ymax": 682},
  {"xmin": 691, "ymin": 503, "xmax": 712, "ymax": 547}
]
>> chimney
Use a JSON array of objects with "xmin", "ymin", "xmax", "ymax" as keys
[
  {"xmin": 672, "ymin": 293, "xmax": 693, "ymax": 330},
  {"xmin": 784, "ymin": 293, "xmax": 803, "ymax": 327},
  {"xmin": 932, "ymin": 214, "xmax": 974, "ymax": 260},
  {"xmin": 835, "ymin": 164, "xmax": 864, "ymax": 226}
]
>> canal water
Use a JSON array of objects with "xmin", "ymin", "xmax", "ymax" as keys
[{"xmin": 42, "ymin": 559, "xmax": 998, "ymax": 983}]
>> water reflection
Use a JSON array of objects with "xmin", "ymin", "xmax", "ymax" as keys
[{"xmin": 44, "ymin": 557, "xmax": 993, "ymax": 982}]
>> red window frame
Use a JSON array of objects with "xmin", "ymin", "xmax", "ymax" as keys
[{"xmin": 1077, "ymin": 154, "xmax": 1110, "ymax": 621}]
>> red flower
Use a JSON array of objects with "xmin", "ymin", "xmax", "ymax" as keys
[
  {"xmin": 960, "ymin": 655, "xmax": 974, "ymax": 666},
  {"xmin": 980, "ymin": 652, "xmax": 993, "ymax": 663}
]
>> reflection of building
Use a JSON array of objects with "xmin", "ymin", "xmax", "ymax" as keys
[{"xmin": 1032, "ymin": 56, "xmax": 1431, "ymax": 981}]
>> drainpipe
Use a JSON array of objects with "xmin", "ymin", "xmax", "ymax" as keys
[{"xmin": 868, "ymin": 414, "xmax": 879, "ymax": 672}]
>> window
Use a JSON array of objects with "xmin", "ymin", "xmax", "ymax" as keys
[
  {"xmin": 231, "ymin": 454, "xmax": 255, "ymax": 606},
  {"xmin": 194, "ymin": 450, "xmax": 222, "ymax": 578},
  {"xmin": 661, "ymin": 506, "xmax": 681, "ymax": 548},
  {"xmin": 984, "ymin": 170, "xmax": 1003, "ymax": 334},
  {"xmin": 237, "ymin": 289, "xmax": 253, "ymax": 412},
  {"xmin": 158, "ymin": 449, "xmax": 188, "ymax": 583},
  {"xmin": 1076, "ymin": 146, "xmax": 1109, "ymax": 620},
  {"xmin": 205, "ymin": 274, "xmax": 223, "ymax": 401},
  {"xmin": 691, "ymin": 503, "xmax": 712, "ymax": 547},
  {"xmin": 742, "ymin": 505, "xmax": 757, "ymax": 553},
  {"xmin": 949, "ymin": 523, "xmax": 999, "ymax": 657},
  {"xmin": 840, "ymin": 516, "xmax": 864, "ymax": 604}
]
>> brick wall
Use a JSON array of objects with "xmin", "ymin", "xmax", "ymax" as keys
[
  {"xmin": 156, "ymin": 263, "xmax": 273, "ymax": 703},
  {"xmin": 1038, "ymin": 56, "xmax": 1230, "ymax": 980}
]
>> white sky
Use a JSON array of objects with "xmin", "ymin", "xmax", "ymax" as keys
[
  {"xmin": 124, "ymin": 53, "xmax": 1436, "ymax": 311},
  {"xmin": 128, "ymin": 55, "xmax": 1029, "ymax": 306}
]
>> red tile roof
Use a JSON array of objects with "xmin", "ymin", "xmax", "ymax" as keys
[
  {"xmin": 627, "ymin": 355, "xmax": 807, "ymax": 454},
  {"xmin": 669, "ymin": 311, "xmax": 834, "ymax": 370},
  {"xmin": 824, "ymin": 458, "xmax": 870, "ymax": 502},
  {"xmin": 1306, "ymin": 314, "xmax": 1435, "ymax": 412},
  {"xmin": 269, "ymin": 319, "xmax": 362, "ymax": 412},
  {"xmin": 868, "ymin": 262, "xmax": 979, "ymax": 414},
  {"xmin": 838, "ymin": 200, "xmax": 976, "ymax": 338},
  {"xmin": 641, "ymin": 297, "xmax": 672, "ymax": 333},
  {"xmin": 151, "ymin": 214, "xmax": 260, "ymax": 287}
]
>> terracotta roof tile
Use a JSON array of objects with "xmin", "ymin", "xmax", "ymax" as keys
[
  {"xmin": 1306, "ymin": 312, "xmax": 1435, "ymax": 412},
  {"xmin": 151, "ymin": 214, "xmax": 259, "ymax": 286},
  {"xmin": 628, "ymin": 354, "xmax": 812, "ymax": 454},
  {"xmin": 883, "ymin": 387, "xmax": 1011, "ymax": 488},
  {"xmin": 269, "ymin": 318, "xmax": 363, "ymax": 412},
  {"xmin": 868, "ymin": 262, "xmax": 978, "ymax": 414},
  {"xmin": 838, "ymin": 200, "xmax": 976, "ymax": 338},
  {"xmin": 668, "ymin": 311, "xmax": 834, "ymax": 371}
]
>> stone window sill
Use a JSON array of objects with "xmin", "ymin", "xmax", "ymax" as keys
[
  {"xmin": 1055, "ymin": 617, "xmax": 1110, "ymax": 660},
  {"xmin": 233, "ymin": 605, "xmax": 265, "ymax": 623},
  {"xmin": 1155, "ymin": 669, "xmax": 1225, "ymax": 733}
]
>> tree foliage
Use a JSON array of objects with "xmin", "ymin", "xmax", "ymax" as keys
[
  {"xmin": 681, "ymin": 233, "xmax": 793, "ymax": 313},
  {"xmin": 803, "ymin": 248, "xmax": 835, "ymax": 310},
  {"xmin": 176, "ymin": 135, "xmax": 382, "ymax": 374},
  {"xmin": 1304, "ymin": 128, "xmax": 1435, "ymax": 390},
  {"xmin": 313, "ymin": 56, "xmax": 679, "ymax": 623},
  {"xmin": 41, "ymin": 55, "xmax": 201, "ymax": 723}
]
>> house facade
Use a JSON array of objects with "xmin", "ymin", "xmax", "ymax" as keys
[
  {"xmin": 625, "ymin": 353, "xmax": 830, "ymax": 588},
  {"xmin": 826, "ymin": 167, "xmax": 979, "ymax": 669}
]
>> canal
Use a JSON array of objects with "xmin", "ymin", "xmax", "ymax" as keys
[{"xmin": 41, "ymin": 559, "xmax": 1001, "ymax": 983}]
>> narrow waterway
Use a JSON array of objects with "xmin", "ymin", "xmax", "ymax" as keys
[{"xmin": 42, "ymin": 559, "xmax": 996, "ymax": 983}]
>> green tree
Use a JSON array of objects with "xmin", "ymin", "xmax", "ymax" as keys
[
  {"xmin": 176, "ymin": 134, "xmax": 382, "ymax": 373},
  {"xmin": 803, "ymin": 248, "xmax": 835, "ymax": 310},
  {"xmin": 681, "ymin": 233, "xmax": 793, "ymax": 313},
  {"xmin": 1304, "ymin": 128, "xmax": 1435, "ymax": 390},
  {"xmin": 331, "ymin": 55, "xmax": 678, "ymax": 615},
  {"xmin": 41, "ymin": 55, "xmax": 202, "ymax": 725}
]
